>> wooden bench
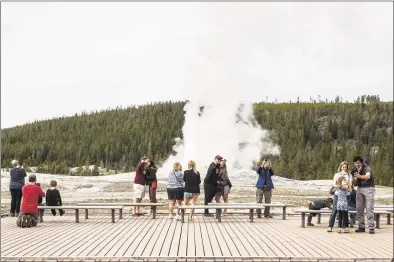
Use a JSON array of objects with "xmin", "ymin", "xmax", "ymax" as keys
[
  {"xmin": 294, "ymin": 209, "xmax": 392, "ymax": 228},
  {"xmin": 38, "ymin": 205, "xmax": 124, "ymax": 223},
  {"xmin": 178, "ymin": 204, "xmax": 279, "ymax": 223},
  {"xmin": 77, "ymin": 202, "xmax": 164, "ymax": 219},
  {"xmin": 208, "ymin": 202, "xmax": 293, "ymax": 220}
]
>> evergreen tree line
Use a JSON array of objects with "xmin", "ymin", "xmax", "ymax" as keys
[{"xmin": 1, "ymin": 96, "xmax": 392, "ymax": 186}]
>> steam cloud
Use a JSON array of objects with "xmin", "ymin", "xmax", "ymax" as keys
[{"xmin": 158, "ymin": 4, "xmax": 281, "ymax": 177}]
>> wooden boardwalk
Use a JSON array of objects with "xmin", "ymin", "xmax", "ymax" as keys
[{"xmin": 1, "ymin": 214, "xmax": 393, "ymax": 262}]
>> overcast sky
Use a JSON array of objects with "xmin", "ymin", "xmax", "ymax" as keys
[{"xmin": 1, "ymin": 2, "xmax": 393, "ymax": 129}]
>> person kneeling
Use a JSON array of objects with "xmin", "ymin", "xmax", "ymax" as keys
[
  {"xmin": 17, "ymin": 175, "xmax": 45, "ymax": 228},
  {"xmin": 307, "ymin": 197, "xmax": 333, "ymax": 226}
]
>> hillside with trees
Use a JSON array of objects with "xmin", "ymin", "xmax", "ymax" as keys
[{"xmin": 1, "ymin": 95, "xmax": 392, "ymax": 186}]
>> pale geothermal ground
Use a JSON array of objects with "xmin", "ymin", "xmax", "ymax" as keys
[{"xmin": 1, "ymin": 170, "xmax": 392, "ymax": 216}]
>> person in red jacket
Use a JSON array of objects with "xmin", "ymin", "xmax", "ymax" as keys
[{"xmin": 17, "ymin": 174, "xmax": 45, "ymax": 228}]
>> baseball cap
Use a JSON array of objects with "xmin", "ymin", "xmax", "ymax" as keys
[{"xmin": 215, "ymin": 155, "xmax": 223, "ymax": 160}]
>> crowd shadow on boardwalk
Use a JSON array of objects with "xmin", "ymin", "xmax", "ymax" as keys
[{"xmin": 1, "ymin": 214, "xmax": 393, "ymax": 262}]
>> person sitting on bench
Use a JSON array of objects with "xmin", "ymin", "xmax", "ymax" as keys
[
  {"xmin": 17, "ymin": 174, "xmax": 45, "ymax": 228},
  {"xmin": 46, "ymin": 180, "xmax": 65, "ymax": 216},
  {"xmin": 307, "ymin": 197, "xmax": 333, "ymax": 226}
]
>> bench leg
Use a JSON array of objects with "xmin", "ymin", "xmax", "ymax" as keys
[
  {"xmin": 317, "ymin": 213, "xmax": 321, "ymax": 224},
  {"xmin": 111, "ymin": 209, "xmax": 115, "ymax": 223},
  {"xmin": 249, "ymin": 209, "xmax": 254, "ymax": 223},
  {"xmin": 181, "ymin": 209, "xmax": 185, "ymax": 223},
  {"xmin": 39, "ymin": 211, "xmax": 43, "ymax": 223},
  {"xmin": 387, "ymin": 213, "xmax": 391, "ymax": 225},
  {"xmin": 75, "ymin": 209, "xmax": 80, "ymax": 223},
  {"xmin": 152, "ymin": 206, "xmax": 156, "ymax": 219},
  {"xmin": 119, "ymin": 209, "xmax": 123, "ymax": 219},
  {"xmin": 282, "ymin": 207, "xmax": 286, "ymax": 220},
  {"xmin": 217, "ymin": 209, "xmax": 222, "ymax": 223},
  {"xmin": 85, "ymin": 209, "xmax": 88, "ymax": 219},
  {"xmin": 301, "ymin": 213, "xmax": 306, "ymax": 228},
  {"xmin": 376, "ymin": 214, "xmax": 380, "ymax": 229}
]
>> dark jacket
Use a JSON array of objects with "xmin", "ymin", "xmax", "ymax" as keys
[
  {"xmin": 144, "ymin": 162, "xmax": 157, "ymax": 186},
  {"xmin": 351, "ymin": 165, "xmax": 375, "ymax": 188},
  {"xmin": 309, "ymin": 199, "xmax": 332, "ymax": 210},
  {"xmin": 46, "ymin": 188, "xmax": 62, "ymax": 206},
  {"xmin": 183, "ymin": 170, "xmax": 201, "ymax": 193},
  {"xmin": 204, "ymin": 162, "xmax": 219, "ymax": 185},
  {"xmin": 9, "ymin": 168, "xmax": 27, "ymax": 190},
  {"xmin": 256, "ymin": 167, "xmax": 274, "ymax": 190}
]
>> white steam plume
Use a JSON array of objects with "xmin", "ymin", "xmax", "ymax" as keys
[{"xmin": 158, "ymin": 4, "xmax": 282, "ymax": 177}]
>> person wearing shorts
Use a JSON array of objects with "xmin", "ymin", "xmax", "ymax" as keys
[
  {"xmin": 133, "ymin": 157, "xmax": 148, "ymax": 216},
  {"xmin": 215, "ymin": 160, "xmax": 232, "ymax": 216},
  {"xmin": 183, "ymin": 160, "xmax": 201, "ymax": 220},
  {"xmin": 167, "ymin": 162, "xmax": 184, "ymax": 220}
]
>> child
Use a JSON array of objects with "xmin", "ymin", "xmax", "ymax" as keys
[
  {"xmin": 307, "ymin": 197, "xmax": 333, "ymax": 226},
  {"xmin": 45, "ymin": 180, "xmax": 65, "ymax": 216},
  {"xmin": 336, "ymin": 176, "xmax": 350, "ymax": 233}
]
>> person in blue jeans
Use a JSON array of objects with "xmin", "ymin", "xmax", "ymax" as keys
[{"xmin": 327, "ymin": 161, "xmax": 352, "ymax": 232}]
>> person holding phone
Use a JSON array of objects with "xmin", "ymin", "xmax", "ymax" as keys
[
  {"xmin": 256, "ymin": 159, "xmax": 274, "ymax": 218},
  {"xmin": 351, "ymin": 156, "xmax": 375, "ymax": 234}
]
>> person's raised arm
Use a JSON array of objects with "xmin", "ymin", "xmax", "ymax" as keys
[
  {"xmin": 356, "ymin": 167, "xmax": 371, "ymax": 180},
  {"xmin": 39, "ymin": 187, "xmax": 45, "ymax": 197}
]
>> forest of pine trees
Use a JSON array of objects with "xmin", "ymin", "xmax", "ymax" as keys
[{"xmin": 1, "ymin": 95, "xmax": 393, "ymax": 186}]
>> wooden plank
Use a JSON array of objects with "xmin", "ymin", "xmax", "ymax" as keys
[
  {"xmin": 115, "ymin": 217, "xmax": 152, "ymax": 256},
  {"xmin": 97, "ymin": 218, "xmax": 142, "ymax": 256},
  {"xmin": 148, "ymin": 217, "xmax": 171, "ymax": 257},
  {"xmin": 227, "ymin": 218, "xmax": 259, "ymax": 257},
  {"xmin": 220, "ymin": 217, "xmax": 250, "ymax": 257},
  {"xmin": 131, "ymin": 217, "xmax": 162, "ymax": 256},
  {"xmin": 193, "ymin": 216, "xmax": 205, "ymax": 257},
  {"xmin": 168, "ymin": 217, "xmax": 183, "ymax": 257},
  {"xmin": 141, "ymin": 217, "xmax": 168, "ymax": 257},
  {"xmin": 159, "ymin": 217, "xmax": 177, "ymax": 256},
  {"xmin": 203, "ymin": 216, "xmax": 223, "ymax": 257},
  {"xmin": 199, "ymin": 216, "xmax": 213, "ymax": 257},
  {"xmin": 186, "ymin": 216, "xmax": 195, "ymax": 257},
  {"xmin": 49, "ymin": 217, "xmax": 117, "ymax": 257},
  {"xmin": 212, "ymin": 216, "xmax": 240, "ymax": 257},
  {"xmin": 208, "ymin": 217, "xmax": 232, "ymax": 257},
  {"xmin": 177, "ymin": 219, "xmax": 189, "ymax": 257}
]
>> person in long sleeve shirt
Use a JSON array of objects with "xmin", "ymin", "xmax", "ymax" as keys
[
  {"xmin": 9, "ymin": 159, "xmax": 27, "ymax": 217},
  {"xmin": 256, "ymin": 159, "xmax": 275, "ymax": 218},
  {"xmin": 203, "ymin": 155, "xmax": 223, "ymax": 216},
  {"xmin": 45, "ymin": 180, "xmax": 65, "ymax": 216},
  {"xmin": 17, "ymin": 174, "xmax": 45, "ymax": 228}
]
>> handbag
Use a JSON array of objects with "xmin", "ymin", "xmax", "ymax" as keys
[{"xmin": 329, "ymin": 186, "xmax": 336, "ymax": 195}]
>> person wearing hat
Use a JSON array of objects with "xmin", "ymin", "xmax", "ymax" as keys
[
  {"xmin": 204, "ymin": 155, "xmax": 223, "ymax": 216},
  {"xmin": 17, "ymin": 174, "xmax": 45, "ymax": 228},
  {"xmin": 9, "ymin": 159, "xmax": 27, "ymax": 217}
]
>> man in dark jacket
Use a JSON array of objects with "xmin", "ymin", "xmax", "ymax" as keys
[
  {"xmin": 307, "ymin": 197, "xmax": 333, "ymax": 226},
  {"xmin": 256, "ymin": 159, "xmax": 275, "ymax": 218},
  {"xmin": 9, "ymin": 160, "xmax": 27, "ymax": 217},
  {"xmin": 204, "ymin": 155, "xmax": 223, "ymax": 216},
  {"xmin": 144, "ymin": 159, "xmax": 158, "ymax": 217}
]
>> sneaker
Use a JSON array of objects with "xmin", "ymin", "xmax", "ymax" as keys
[
  {"xmin": 355, "ymin": 228, "xmax": 365, "ymax": 233},
  {"xmin": 175, "ymin": 214, "xmax": 181, "ymax": 221},
  {"xmin": 344, "ymin": 228, "xmax": 350, "ymax": 233},
  {"xmin": 167, "ymin": 214, "xmax": 173, "ymax": 219},
  {"xmin": 60, "ymin": 210, "xmax": 65, "ymax": 216},
  {"xmin": 264, "ymin": 215, "xmax": 273, "ymax": 218},
  {"xmin": 337, "ymin": 228, "xmax": 343, "ymax": 234},
  {"xmin": 327, "ymin": 227, "xmax": 333, "ymax": 232},
  {"xmin": 369, "ymin": 229, "xmax": 375, "ymax": 234},
  {"xmin": 307, "ymin": 222, "xmax": 314, "ymax": 226},
  {"xmin": 21, "ymin": 215, "xmax": 28, "ymax": 228}
]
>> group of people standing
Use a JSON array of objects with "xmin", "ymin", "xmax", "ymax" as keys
[
  {"xmin": 308, "ymin": 156, "xmax": 376, "ymax": 234},
  {"xmin": 133, "ymin": 154, "xmax": 279, "ymax": 220}
]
